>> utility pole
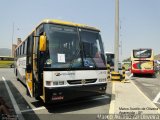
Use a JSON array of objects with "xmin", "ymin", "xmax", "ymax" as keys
[{"xmin": 114, "ymin": 0, "xmax": 119, "ymax": 72}]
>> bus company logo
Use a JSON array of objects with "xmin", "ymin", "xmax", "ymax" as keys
[
  {"xmin": 54, "ymin": 72, "xmax": 75, "ymax": 76},
  {"xmin": 55, "ymin": 73, "xmax": 62, "ymax": 76},
  {"xmin": 81, "ymin": 79, "xmax": 86, "ymax": 85}
]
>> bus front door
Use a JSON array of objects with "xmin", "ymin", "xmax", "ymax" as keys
[{"xmin": 26, "ymin": 35, "xmax": 34, "ymax": 97}]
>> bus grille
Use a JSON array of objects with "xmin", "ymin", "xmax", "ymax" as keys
[{"xmin": 67, "ymin": 79, "xmax": 97, "ymax": 85}]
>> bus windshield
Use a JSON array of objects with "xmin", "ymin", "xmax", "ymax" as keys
[
  {"xmin": 133, "ymin": 49, "xmax": 151, "ymax": 58},
  {"xmin": 44, "ymin": 24, "xmax": 106, "ymax": 69}
]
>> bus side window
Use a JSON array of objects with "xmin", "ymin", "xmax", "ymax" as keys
[
  {"xmin": 24, "ymin": 40, "xmax": 27, "ymax": 55},
  {"xmin": 18, "ymin": 48, "xmax": 19, "ymax": 56},
  {"xmin": 21, "ymin": 44, "xmax": 23, "ymax": 55},
  {"xmin": 23, "ymin": 42, "xmax": 25, "ymax": 55},
  {"xmin": 19, "ymin": 47, "xmax": 21, "ymax": 56},
  {"xmin": 17, "ymin": 48, "xmax": 19, "ymax": 56},
  {"xmin": 26, "ymin": 33, "xmax": 34, "ymax": 72}
]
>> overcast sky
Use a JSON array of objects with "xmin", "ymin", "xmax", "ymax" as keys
[{"xmin": 0, "ymin": 0, "xmax": 160, "ymax": 60}]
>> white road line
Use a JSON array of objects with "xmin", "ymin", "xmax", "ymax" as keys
[
  {"xmin": 130, "ymin": 80, "xmax": 160, "ymax": 114},
  {"xmin": 125, "ymin": 72, "xmax": 133, "ymax": 80},
  {"xmin": 21, "ymin": 106, "xmax": 46, "ymax": 113},
  {"xmin": 129, "ymin": 73, "xmax": 133, "ymax": 78},
  {"xmin": 153, "ymin": 92, "xmax": 160, "ymax": 104},
  {"xmin": 125, "ymin": 71, "xmax": 130, "ymax": 74},
  {"xmin": 21, "ymin": 95, "xmax": 109, "ymax": 113},
  {"xmin": 109, "ymin": 82, "xmax": 115, "ymax": 114},
  {"xmin": 2, "ymin": 77, "xmax": 25, "ymax": 120},
  {"xmin": 92, "ymin": 95, "xmax": 109, "ymax": 101}
]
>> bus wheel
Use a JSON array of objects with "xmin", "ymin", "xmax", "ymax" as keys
[
  {"xmin": 152, "ymin": 73, "xmax": 156, "ymax": 78},
  {"xmin": 34, "ymin": 82, "xmax": 40, "ymax": 100},
  {"xmin": 133, "ymin": 73, "xmax": 136, "ymax": 77},
  {"xmin": 15, "ymin": 69, "xmax": 19, "ymax": 81},
  {"xmin": 26, "ymin": 88, "xmax": 31, "ymax": 97},
  {"xmin": 35, "ymin": 96, "xmax": 40, "ymax": 100}
]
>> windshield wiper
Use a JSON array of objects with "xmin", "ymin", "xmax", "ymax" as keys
[{"xmin": 68, "ymin": 49, "xmax": 82, "ymax": 69}]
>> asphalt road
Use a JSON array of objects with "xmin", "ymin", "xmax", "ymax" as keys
[
  {"xmin": 0, "ymin": 68, "xmax": 111, "ymax": 120},
  {"xmin": 130, "ymin": 73, "xmax": 160, "ymax": 108}
]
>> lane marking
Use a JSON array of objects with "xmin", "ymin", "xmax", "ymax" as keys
[
  {"xmin": 129, "ymin": 73, "xmax": 133, "ymax": 78},
  {"xmin": 153, "ymin": 92, "xmax": 160, "ymax": 104},
  {"xmin": 21, "ymin": 95, "xmax": 109, "ymax": 113},
  {"xmin": 109, "ymin": 82, "xmax": 115, "ymax": 114},
  {"xmin": 125, "ymin": 71, "xmax": 130, "ymax": 74},
  {"xmin": 130, "ymin": 80, "xmax": 160, "ymax": 113},
  {"xmin": 21, "ymin": 106, "xmax": 46, "ymax": 113},
  {"xmin": 2, "ymin": 77, "xmax": 25, "ymax": 120},
  {"xmin": 125, "ymin": 72, "xmax": 133, "ymax": 80}
]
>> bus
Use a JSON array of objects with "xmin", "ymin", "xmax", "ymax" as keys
[
  {"xmin": 131, "ymin": 48, "xmax": 154, "ymax": 76},
  {"xmin": 0, "ymin": 56, "xmax": 14, "ymax": 68},
  {"xmin": 105, "ymin": 52, "xmax": 122, "ymax": 70},
  {"xmin": 14, "ymin": 19, "xmax": 107, "ymax": 103},
  {"xmin": 105, "ymin": 52, "xmax": 114, "ymax": 70}
]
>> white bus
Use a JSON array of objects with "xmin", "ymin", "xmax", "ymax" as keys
[{"xmin": 14, "ymin": 19, "xmax": 107, "ymax": 103}]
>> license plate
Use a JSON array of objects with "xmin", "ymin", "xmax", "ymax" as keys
[{"xmin": 52, "ymin": 96, "xmax": 64, "ymax": 101}]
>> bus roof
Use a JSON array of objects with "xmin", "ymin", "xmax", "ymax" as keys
[
  {"xmin": 105, "ymin": 52, "xmax": 114, "ymax": 54},
  {"xmin": 40, "ymin": 19, "xmax": 100, "ymax": 31},
  {"xmin": 15, "ymin": 19, "xmax": 100, "ymax": 50},
  {"xmin": 133, "ymin": 48, "xmax": 152, "ymax": 50}
]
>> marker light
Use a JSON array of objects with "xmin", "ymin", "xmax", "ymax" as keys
[
  {"xmin": 99, "ymin": 78, "xmax": 106, "ymax": 82},
  {"xmin": 59, "ymin": 81, "xmax": 64, "ymax": 85},
  {"xmin": 46, "ymin": 81, "xmax": 52, "ymax": 86}
]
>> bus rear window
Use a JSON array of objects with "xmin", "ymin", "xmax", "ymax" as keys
[{"xmin": 133, "ymin": 49, "xmax": 151, "ymax": 58}]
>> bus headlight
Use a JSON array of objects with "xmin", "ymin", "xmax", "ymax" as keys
[
  {"xmin": 53, "ymin": 81, "xmax": 58, "ymax": 85},
  {"xmin": 59, "ymin": 81, "xmax": 64, "ymax": 85},
  {"xmin": 46, "ymin": 81, "xmax": 52, "ymax": 86},
  {"xmin": 99, "ymin": 78, "xmax": 106, "ymax": 82},
  {"xmin": 53, "ymin": 81, "xmax": 65, "ymax": 86}
]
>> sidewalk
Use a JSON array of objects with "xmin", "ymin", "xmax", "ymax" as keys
[{"xmin": 109, "ymin": 79, "xmax": 160, "ymax": 115}]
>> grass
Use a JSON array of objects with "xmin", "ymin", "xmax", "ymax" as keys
[
  {"xmin": 123, "ymin": 63, "xmax": 131, "ymax": 71},
  {"xmin": 0, "ymin": 61, "xmax": 14, "ymax": 68}
]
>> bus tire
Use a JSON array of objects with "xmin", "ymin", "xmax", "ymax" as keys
[
  {"xmin": 35, "ymin": 96, "xmax": 40, "ymax": 100},
  {"xmin": 15, "ymin": 69, "xmax": 19, "ymax": 81},
  {"xmin": 34, "ymin": 81, "xmax": 40, "ymax": 100},
  {"xmin": 152, "ymin": 73, "xmax": 156, "ymax": 78},
  {"xmin": 26, "ymin": 88, "xmax": 30, "ymax": 96},
  {"xmin": 133, "ymin": 73, "xmax": 136, "ymax": 77}
]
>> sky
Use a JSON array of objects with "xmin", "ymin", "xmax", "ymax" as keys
[{"xmin": 0, "ymin": 0, "xmax": 160, "ymax": 60}]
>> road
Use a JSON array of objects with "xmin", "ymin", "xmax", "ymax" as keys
[
  {"xmin": 130, "ymin": 73, "xmax": 160, "ymax": 109},
  {"xmin": 0, "ymin": 68, "xmax": 111, "ymax": 120}
]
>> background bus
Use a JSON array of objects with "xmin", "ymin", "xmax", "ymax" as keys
[
  {"xmin": 105, "ymin": 52, "xmax": 122, "ymax": 70},
  {"xmin": 0, "ymin": 56, "xmax": 14, "ymax": 68},
  {"xmin": 131, "ymin": 48, "xmax": 154, "ymax": 76},
  {"xmin": 14, "ymin": 19, "xmax": 107, "ymax": 103},
  {"xmin": 105, "ymin": 52, "xmax": 114, "ymax": 70}
]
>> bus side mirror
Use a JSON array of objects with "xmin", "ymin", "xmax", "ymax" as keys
[{"xmin": 39, "ymin": 35, "xmax": 47, "ymax": 52}]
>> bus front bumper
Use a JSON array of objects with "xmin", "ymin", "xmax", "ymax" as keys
[{"xmin": 44, "ymin": 83, "xmax": 107, "ymax": 103}]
